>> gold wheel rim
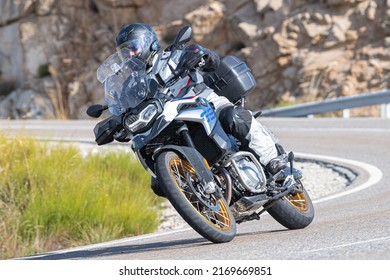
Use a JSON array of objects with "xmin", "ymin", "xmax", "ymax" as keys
[
  {"xmin": 169, "ymin": 158, "xmax": 232, "ymax": 231},
  {"xmin": 286, "ymin": 192, "xmax": 309, "ymax": 212}
]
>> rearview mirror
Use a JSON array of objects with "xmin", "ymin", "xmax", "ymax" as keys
[
  {"xmin": 86, "ymin": 104, "xmax": 108, "ymax": 118},
  {"xmin": 173, "ymin": 26, "xmax": 192, "ymax": 47}
]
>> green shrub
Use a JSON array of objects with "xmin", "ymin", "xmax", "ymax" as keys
[
  {"xmin": 37, "ymin": 64, "xmax": 50, "ymax": 78},
  {"xmin": 0, "ymin": 134, "xmax": 162, "ymax": 259}
]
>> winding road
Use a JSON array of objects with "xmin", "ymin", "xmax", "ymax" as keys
[{"xmin": 1, "ymin": 118, "xmax": 389, "ymax": 260}]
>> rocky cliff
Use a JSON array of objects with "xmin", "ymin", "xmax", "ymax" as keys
[{"xmin": 0, "ymin": 0, "xmax": 389, "ymax": 119}]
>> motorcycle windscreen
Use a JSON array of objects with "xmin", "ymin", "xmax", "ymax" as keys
[
  {"xmin": 97, "ymin": 49, "xmax": 134, "ymax": 83},
  {"xmin": 96, "ymin": 50, "xmax": 149, "ymax": 115}
]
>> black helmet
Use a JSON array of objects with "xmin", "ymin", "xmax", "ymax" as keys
[{"xmin": 115, "ymin": 23, "xmax": 160, "ymax": 63}]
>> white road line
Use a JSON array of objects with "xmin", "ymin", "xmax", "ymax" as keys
[
  {"xmin": 296, "ymin": 153, "xmax": 383, "ymax": 204},
  {"xmin": 302, "ymin": 236, "xmax": 390, "ymax": 253},
  {"xmin": 19, "ymin": 228, "xmax": 192, "ymax": 259}
]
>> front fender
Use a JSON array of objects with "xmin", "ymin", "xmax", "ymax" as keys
[{"xmin": 153, "ymin": 145, "xmax": 214, "ymax": 185}]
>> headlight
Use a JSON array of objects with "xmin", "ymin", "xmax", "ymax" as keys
[{"xmin": 124, "ymin": 104, "xmax": 158, "ymax": 133}]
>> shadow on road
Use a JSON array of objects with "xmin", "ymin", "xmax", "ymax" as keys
[
  {"xmin": 21, "ymin": 237, "xmax": 209, "ymax": 260},
  {"xmin": 21, "ymin": 228, "xmax": 290, "ymax": 260}
]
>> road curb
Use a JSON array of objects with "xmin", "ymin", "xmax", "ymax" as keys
[{"xmin": 296, "ymin": 152, "xmax": 383, "ymax": 204}]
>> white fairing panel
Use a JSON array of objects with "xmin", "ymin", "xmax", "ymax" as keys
[{"xmin": 162, "ymin": 97, "xmax": 217, "ymax": 135}]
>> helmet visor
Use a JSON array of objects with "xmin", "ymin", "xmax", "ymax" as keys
[{"xmin": 116, "ymin": 38, "xmax": 147, "ymax": 58}]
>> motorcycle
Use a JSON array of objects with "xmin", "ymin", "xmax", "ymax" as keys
[{"xmin": 87, "ymin": 26, "xmax": 314, "ymax": 243}]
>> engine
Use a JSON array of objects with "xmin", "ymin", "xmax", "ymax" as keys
[{"xmin": 223, "ymin": 151, "xmax": 267, "ymax": 194}]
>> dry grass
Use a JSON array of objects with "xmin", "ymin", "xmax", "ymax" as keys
[{"xmin": 0, "ymin": 134, "xmax": 162, "ymax": 259}]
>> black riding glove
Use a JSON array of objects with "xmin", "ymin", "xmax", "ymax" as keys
[
  {"xmin": 175, "ymin": 44, "xmax": 205, "ymax": 75},
  {"xmin": 113, "ymin": 129, "xmax": 130, "ymax": 142}
]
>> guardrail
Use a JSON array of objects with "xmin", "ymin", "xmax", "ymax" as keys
[{"xmin": 256, "ymin": 90, "xmax": 390, "ymax": 118}]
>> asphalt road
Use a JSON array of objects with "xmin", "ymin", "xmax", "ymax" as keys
[{"xmin": 1, "ymin": 118, "xmax": 389, "ymax": 260}]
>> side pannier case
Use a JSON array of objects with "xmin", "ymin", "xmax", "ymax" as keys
[{"xmin": 203, "ymin": 55, "xmax": 256, "ymax": 103}]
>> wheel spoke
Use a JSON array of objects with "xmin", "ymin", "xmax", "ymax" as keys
[
  {"xmin": 202, "ymin": 208, "xmax": 231, "ymax": 228},
  {"xmin": 287, "ymin": 193, "xmax": 309, "ymax": 212},
  {"xmin": 169, "ymin": 157, "xmax": 231, "ymax": 230}
]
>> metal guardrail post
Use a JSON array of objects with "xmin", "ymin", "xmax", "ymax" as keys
[
  {"xmin": 343, "ymin": 109, "xmax": 350, "ymax": 118},
  {"xmin": 382, "ymin": 104, "xmax": 390, "ymax": 119}
]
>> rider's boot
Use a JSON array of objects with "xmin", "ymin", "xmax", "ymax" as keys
[{"xmin": 265, "ymin": 154, "xmax": 288, "ymax": 175}]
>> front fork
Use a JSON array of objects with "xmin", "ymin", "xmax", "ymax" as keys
[{"xmin": 177, "ymin": 123, "xmax": 217, "ymax": 194}]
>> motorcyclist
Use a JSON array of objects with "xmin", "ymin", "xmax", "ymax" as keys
[{"xmin": 115, "ymin": 23, "xmax": 287, "ymax": 194}]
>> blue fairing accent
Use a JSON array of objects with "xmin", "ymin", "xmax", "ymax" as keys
[
  {"xmin": 175, "ymin": 102, "xmax": 217, "ymax": 135},
  {"xmin": 200, "ymin": 107, "xmax": 217, "ymax": 123}
]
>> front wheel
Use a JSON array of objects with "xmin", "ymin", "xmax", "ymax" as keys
[
  {"xmin": 267, "ymin": 181, "xmax": 314, "ymax": 229},
  {"xmin": 155, "ymin": 151, "xmax": 236, "ymax": 243}
]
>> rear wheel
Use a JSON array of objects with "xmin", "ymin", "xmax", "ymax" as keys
[
  {"xmin": 155, "ymin": 151, "xmax": 236, "ymax": 243},
  {"xmin": 267, "ymin": 180, "xmax": 314, "ymax": 229}
]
